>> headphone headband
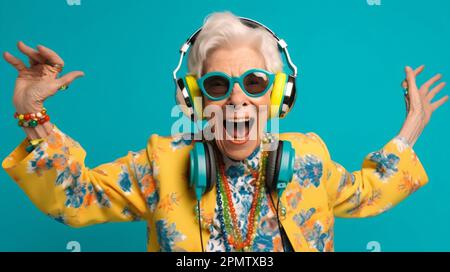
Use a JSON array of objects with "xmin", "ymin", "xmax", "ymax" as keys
[{"xmin": 172, "ymin": 16, "xmax": 298, "ymax": 84}]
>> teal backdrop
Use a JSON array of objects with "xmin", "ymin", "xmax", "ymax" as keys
[{"xmin": 0, "ymin": 0, "xmax": 449, "ymax": 252}]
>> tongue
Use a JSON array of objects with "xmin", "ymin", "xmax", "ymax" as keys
[{"xmin": 234, "ymin": 122, "xmax": 247, "ymax": 139}]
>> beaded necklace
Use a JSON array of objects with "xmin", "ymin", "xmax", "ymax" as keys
[
  {"xmin": 194, "ymin": 134, "xmax": 276, "ymax": 251},
  {"xmin": 216, "ymin": 178, "xmax": 232, "ymax": 252},
  {"xmin": 217, "ymin": 150, "xmax": 268, "ymax": 251}
]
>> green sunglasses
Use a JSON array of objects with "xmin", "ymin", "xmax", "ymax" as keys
[{"xmin": 197, "ymin": 68, "xmax": 275, "ymax": 101}]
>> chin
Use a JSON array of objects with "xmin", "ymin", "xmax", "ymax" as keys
[{"xmin": 216, "ymin": 138, "xmax": 260, "ymax": 161}]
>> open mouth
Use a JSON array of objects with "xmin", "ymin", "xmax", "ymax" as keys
[{"xmin": 222, "ymin": 117, "xmax": 256, "ymax": 144}]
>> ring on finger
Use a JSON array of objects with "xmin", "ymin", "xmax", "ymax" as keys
[
  {"xmin": 59, "ymin": 84, "xmax": 69, "ymax": 91},
  {"xmin": 401, "ymin": 82, "xmax": 409, "ymax": 95},
  {"xmin": 45, "ymin": 61, "xmax": 64, "ymax": 72}
]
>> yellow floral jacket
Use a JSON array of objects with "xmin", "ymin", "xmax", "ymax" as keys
[{"xmin": 2, "ymin": 125, "xmax": 428, "ymax": 252}]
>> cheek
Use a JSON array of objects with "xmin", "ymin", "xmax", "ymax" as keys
[
  {"xmin": 251, "ymin": 92, "xmax": 271, "ymax": 121},
  {"xmin": 203, "ymin": 96, "xmax": 226, "ymax": 108},
  {"xmin": 251, "ymin": 91, "xmax": 272, "ymax": 108},
  {"xmin": 203, "ymin": 96, "xmax": 226, "ymax": 119}
]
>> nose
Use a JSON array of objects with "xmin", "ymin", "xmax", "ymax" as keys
[{"xmin": 227, "ymin": 81, "xmax": 249, "ymax": 106}]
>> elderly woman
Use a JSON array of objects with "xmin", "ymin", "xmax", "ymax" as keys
[{"xmin": 2, "ymin": 12, "xmax": 448, "ymax": 252}]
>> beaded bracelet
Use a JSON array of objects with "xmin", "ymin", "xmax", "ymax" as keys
[{"xmin": 14, "ymin": 108, "xmax": 50, "ymax": 128}]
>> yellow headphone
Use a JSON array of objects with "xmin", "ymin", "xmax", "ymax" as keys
[{"xmin": 173, "ymin": 17, "xmax": 298, "ymax": 120}]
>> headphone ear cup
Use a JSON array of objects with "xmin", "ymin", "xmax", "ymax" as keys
[
  {"xmin": 188, "ymin": 141, "xmax": 217, "ymax": 200},
  {"xmin": 266, "ymin": 147, "xmax": 277, "ymax": 192},
  {"xmin": 176, "ymin": 78, "xmax": 195, "ymax": 119},
  {"xmin": 279, "ymin": 75, "xmax": 297, "ymax": 119},
  {"xmin": 265, "ymin": 142, "xmax": 281, "ymax": 193},
  {"xmin": 203, "ymin": 141, "xmax": 217, "ymax": 193},
  {"xmin": 264, "ymin": 140, "xmax": 295, "ymax": 194},
  {"xmin": 270, "ymin": 73, "xmax": 288, "ymax": 118},
  {"xmin": 184, "ymin": 75, "xmax": 203, "ymax": 119},
  {"xmin": 277, "ymin": 140, "xmax": 295, "ymax": 193},
  {"xmin": 189, "ymin": 142, "xmax": 207, "ymax": 200}
]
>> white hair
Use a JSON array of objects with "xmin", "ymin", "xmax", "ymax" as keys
[{"xmin": 187, "ymin": 11, "xmax": 283, "ymax": 77}]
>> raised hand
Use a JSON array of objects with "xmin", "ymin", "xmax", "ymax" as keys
[
  {"xmin": 3, "ymin": 41, "xmax": 84, "ymax": 139},
  {"xmin": 398, "ymin": 65, "xmax": 448, "ymax": 146},
  {"xmin": 3, "ymin": 41, "xmax": 84, "ymax": 113}
]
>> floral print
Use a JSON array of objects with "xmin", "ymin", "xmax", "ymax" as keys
[
  {"xmin": 122, "ymin": 207, "xmax": 140, "ymax": 221},
  {"xmin": 337, "ymin": 166, "xmax": 355, "ymax": 193},
  {"xmin": 293, "ymin": 208, "xmax": 316, "ymax": 227},
  {"xmin": 285, "ymin": 182, "xmax": 302, "ymax": 209},
  {"xmin": 64, "ymin": 179, "xmax": 87, "ymax": 208},
  {"xmin": 170, "ymin": 134, "xmax": 193, "ymax": 150},
  {"xmin": 294, "ymin": 154, "xmax": 323, "ymax": 188},
  {"xmin": 158, "ymin": 192, "xmax": 181, "ymax": 213},
  {"xmin": 399, "ymin": 171, "xmax": 421, "ymax": 195},
  {"xmin": 156, "ymin": 220, "xmax": 186, "ymax": 252},
  {"xmin": 2, "ymin": 126, "xmax": 429, "ymax": 251},
  {"xmin": 118, "ymin": 166, "xmax": 132, "ymax": 193},
  {"xmin": 369, "ymin": 151, "xmax": 400, "ymax": 181},
  {"xmin": 48, "ymin": 212, "xmax": 67, "ymax": 225},
  {"xmin": 86, "ymin": 184, "xmax": 111, "ymax": 208},
  {"xmin": 207, "ymin": 147, "xmax": 286, "ymax": 252},
  {"xmin": 304, "ymin": 222, "xmax": 332, "ymax": 252},
  {"xmin": 27, "ymin": 146, "xmax": 53, "ymax": 176},
  {"xmin": 135, "ymin": 162, "xmax": 159, "ymax": 212}
]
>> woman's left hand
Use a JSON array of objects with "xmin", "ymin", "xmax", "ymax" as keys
[{"xmin": 398, "ymin": 65, "xmax": 448, "ymax": 146}]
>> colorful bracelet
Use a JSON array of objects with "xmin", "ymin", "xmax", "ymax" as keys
[{"xmin": 14, "ymin": 108, "xmax": 50, "ymax": 128}]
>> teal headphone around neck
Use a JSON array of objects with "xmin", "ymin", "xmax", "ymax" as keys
[{"xmin": 188, "ymin": 138, "xmax": 296, "ymax": 201}]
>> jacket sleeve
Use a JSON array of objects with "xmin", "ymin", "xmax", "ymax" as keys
[
  {"xmin": 310, "ymin": 133, "xmax": 429, "ymax": 218},
  {"xmin": 2, "ymin": 125, "xmax": 158, "ymax": 227}
]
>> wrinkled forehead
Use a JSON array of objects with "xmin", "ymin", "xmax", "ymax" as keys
[{"xmin": 202, "ymin": 45, "xmax": 266, "ymax": 76}]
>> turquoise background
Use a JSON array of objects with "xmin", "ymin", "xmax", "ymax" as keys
[{"xmin": 0, "ymin": 0, "xmax": 449, "ymax": 252}]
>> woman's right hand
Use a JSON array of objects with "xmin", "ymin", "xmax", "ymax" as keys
[{"xmin": 3, "ymin": 41, "xmax": 84, "ymax": 114}]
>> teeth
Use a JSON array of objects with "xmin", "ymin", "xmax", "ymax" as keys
[
  {"xmin": 225, "ymin": 117, "xmax": 250, "ymax": 122},
  {"xmin": 222, "ymin": 117, "xmax": 256, "ymax": 141}
]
